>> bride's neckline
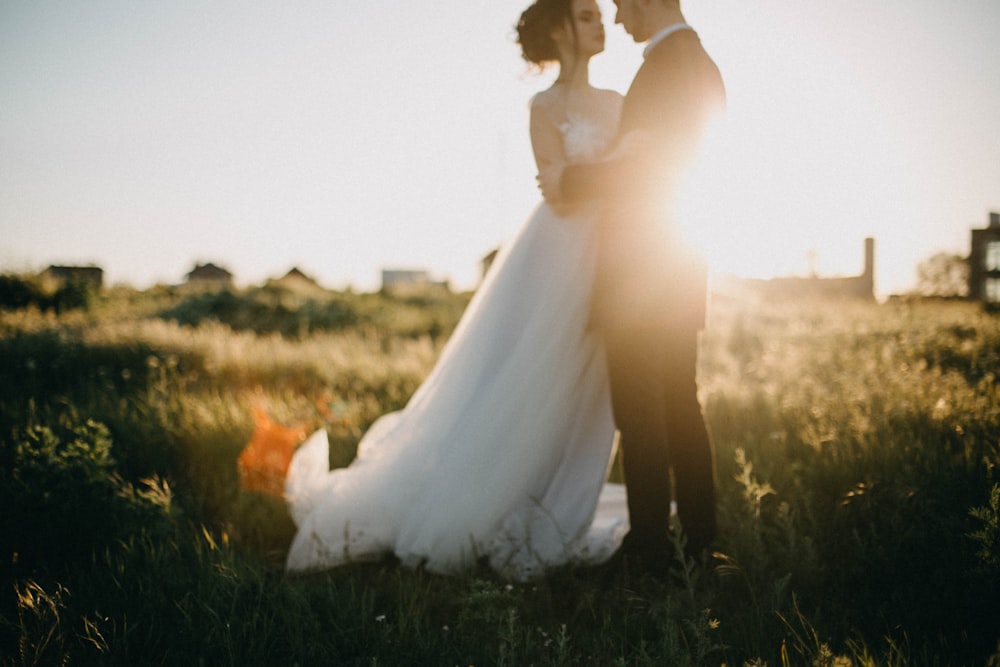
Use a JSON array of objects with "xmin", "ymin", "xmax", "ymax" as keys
[{"xmin": 551, "ymin": 80, "xmax": 594, "ymax": 91}]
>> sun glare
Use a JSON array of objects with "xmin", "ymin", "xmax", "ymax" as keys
[{"xmin": 674, "ymin": 32, "xmax": 915, "ymax": 291}]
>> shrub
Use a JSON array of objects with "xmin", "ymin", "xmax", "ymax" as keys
[
  {"xmin": 0, "ymin": 415, "xmax": 172, "ymax": 576},
  {"xmin": 156, "ymin": 285, "xmax": 469, "ymax": 340},
  {"xmin": 0, "ymin": 275, "xmax": 44, "ymax": 311},
  {"xmin": 0, "ymin": 274, "xmax": 95, "ymax": 313}
]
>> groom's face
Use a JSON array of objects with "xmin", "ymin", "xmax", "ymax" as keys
[{"xmin": 612, "ymin": 0, "xmax": 647, "ymax": 42}]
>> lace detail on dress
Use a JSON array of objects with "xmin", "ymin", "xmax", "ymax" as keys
[{"xmin": 560, "ymin": 113, "xmax": 617, "ymax": 164}]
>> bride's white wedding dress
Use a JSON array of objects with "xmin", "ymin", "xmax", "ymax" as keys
[{"xmin": 285, "ymin": 99, "xmax": 628, "ymax": 581}]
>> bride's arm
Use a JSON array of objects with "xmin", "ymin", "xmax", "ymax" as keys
[{"xmin": 529, "ymin": 96, "xmax": 575, "ymax": 216}]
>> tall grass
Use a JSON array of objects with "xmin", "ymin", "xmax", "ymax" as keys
[{"xmin": 1, "ymin": 283, "xmax": 998, "ymax": 665}]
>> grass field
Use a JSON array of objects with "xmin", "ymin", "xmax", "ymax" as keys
[{"xmin": 1, "ymin": 279, "xmax": 998, "ymax": 665}]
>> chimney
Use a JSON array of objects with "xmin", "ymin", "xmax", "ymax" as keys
[
  {"xmin": 861, "ymin": 237, "xmax": 875, "ymax": 298},
  {"xmin": 990, "ymin": 211, "xmax": 999, "ymax": 228}
]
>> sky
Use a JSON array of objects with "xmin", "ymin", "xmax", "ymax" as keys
[{"xmin": 2, "ymin": 0, "xmax": 998, "ymax": 297}]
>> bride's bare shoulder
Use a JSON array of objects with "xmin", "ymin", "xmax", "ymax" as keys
[
  {"xmin": 530, "ymin": 86, "xmax": 564, "ymax": 111},
  {"xmin": 531, "ymin": 86, "xmax": 621, "ymax": 116}
]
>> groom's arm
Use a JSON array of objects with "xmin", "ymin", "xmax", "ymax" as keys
[
  {"xmin": 558, "ymin": 143, "xmax": 656, "ymax": 205},
  {"xmin": 536, "ymin": 149, "xmax": 644, "ymax": 208},
  {"xmin": 559, "ymin": 36, "xmax": 725, "ymax": 207},
  {"xmin": 559, "ymin": 160, "xmax": 614, "ymax": 204}
]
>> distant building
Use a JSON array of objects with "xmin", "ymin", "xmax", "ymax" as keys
[
  {"xmin": 968, "ymin": 212, "xmax": 1000, "ymax": 303},
  {"xmin": 480, "ymin": 248, "xmax": 500, "ymax": 283},
  {"xmin": 717, "ymin": 237, "xmax": 876, "ymax": 301},
  {"xmin": 268, "ymin": 267, "xmax": 323, "ymax": 292},
  {"xmin": 185, "ymin": 262, "xmax": 233, "ymax": 287},
  {"xmin": 41, "ymin": 265, "xmax": 104, "ymax": 289},
  {"xmin": 381, "ymin": 268, "xmax": 448, "ymax": 294}
]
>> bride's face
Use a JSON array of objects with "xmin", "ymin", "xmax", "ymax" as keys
[{"xmin": 555, "ymin": 0, "xmax": 606, "ymax": 58}]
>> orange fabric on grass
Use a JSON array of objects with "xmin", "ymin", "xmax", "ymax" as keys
[{"xmin": 238, "ymin": 407, "xmax": 309, "ymax": 497}]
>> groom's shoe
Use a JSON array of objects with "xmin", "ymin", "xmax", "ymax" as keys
[
  {"xmin": 616, "ymin": 524, "xmax": 718, "ymax": 576},
  {"xmin": 621, "ymin": 529, "xmax": 672, "ymax": 557},
  {"xmin": 612, "ymin": 529, "xmax": 675, "ymax": 577}
]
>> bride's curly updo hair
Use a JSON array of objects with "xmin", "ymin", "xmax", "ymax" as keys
[{"xmin": 516, "ymin": 0, "xmax": 574, "ymax": 67}]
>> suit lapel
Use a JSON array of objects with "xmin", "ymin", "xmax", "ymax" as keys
[{"xmin": 619, "ymin": 33, "xmax": 679, "ymax": 134}]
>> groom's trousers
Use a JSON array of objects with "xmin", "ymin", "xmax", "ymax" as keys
[{"xmin": 603, "ymin": 292, "xmax": 717, "ymax": 556}]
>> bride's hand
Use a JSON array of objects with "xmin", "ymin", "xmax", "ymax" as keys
[{"xmin": 536, "ymin": 163, "xmax": 563, "ymax": 204}]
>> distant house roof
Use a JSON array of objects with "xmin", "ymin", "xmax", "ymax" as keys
[
  {"xmin": 185, "ymin": 262, "xmax": 233, "ymax": 283},
  {"xmin": 280, "ymin": 267, "xmax": 318, "ymax": 284},
  {"xmin": 42, "ymin": 265, "xmax": 104, "ymax": 288},
  {"xmin": 269, "ymin": 266, "xmax": 323, "ymax": 292}
]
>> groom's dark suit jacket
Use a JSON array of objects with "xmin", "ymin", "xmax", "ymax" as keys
[{"xmin": 563, "ymin": 28, "xmax": 725, "ymax": 330}]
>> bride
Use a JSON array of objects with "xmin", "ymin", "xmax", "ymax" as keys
[{"xmin": 285, "ymin": 0, "xmax": 628, "ymax": 581}]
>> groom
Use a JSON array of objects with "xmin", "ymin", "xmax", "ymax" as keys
[{"xmin": 552, "ymin": 0, "xmax": 725, "ymax": 563}]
